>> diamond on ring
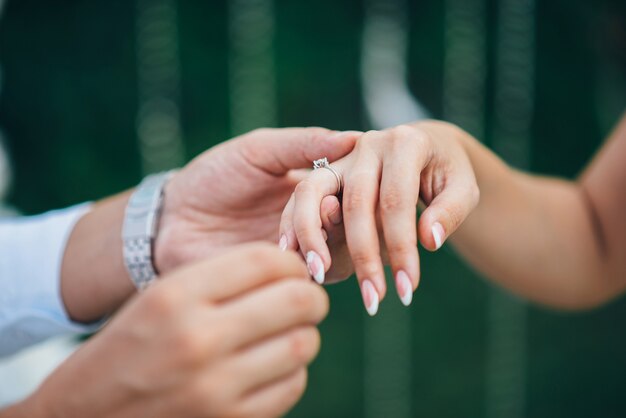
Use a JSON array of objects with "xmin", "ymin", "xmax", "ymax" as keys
[
  {"xmin": 313, "ymin": 157, "xmax": 330, "ymax": 170},
  {"xmin": 312, "ymin": 157, "xmax": 343, "ymax": 196}
]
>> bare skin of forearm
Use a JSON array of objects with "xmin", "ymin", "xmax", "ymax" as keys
[
  {"xmin": 0, "ymin": 398, "xmax": 45, "ymax": 418},
  {"xmin": 450, "ymin": 115, "xmax": 626, "ymax": 309},
  {"xmin": 61, "ymin": 191, "xmax": 135, "ymax": 323}
]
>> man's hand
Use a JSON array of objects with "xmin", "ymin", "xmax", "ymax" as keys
[
  {"xmin": 155, "ymin": 127, "xmax": 358, "ymax": 273},
  {"xmin": 14, "ymin": 244, "xmax": 328, "ymax": 418},
  {"xmin": 61, "ymin": 127, "xmax": 357, "ymax": 323}
]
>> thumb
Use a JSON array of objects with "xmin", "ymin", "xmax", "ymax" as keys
[
  {"xmin": 417, "ymin": 182, "xmax": 480, "ymax": 251},
  {"xmin": 238, "ymin": 127, "xmax": 360, "ymax": 176}
]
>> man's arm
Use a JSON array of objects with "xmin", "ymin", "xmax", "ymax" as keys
[
  {"xmin": 451, "ymin": 114, "xmax": 626, "ymax": 309},
  {"xmin": 60, "ymin": 192, "xmax": 134, "ymax": 323},
  {"xmin": 60, "ymin": 127, "xmax": 359, "ymax": 323},
  {"xmin": 2, "ymin": 244, "xmax": 328, "ymax": 418}
]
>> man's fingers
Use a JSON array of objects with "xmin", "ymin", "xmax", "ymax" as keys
[
  {"xmin": 236, "ymin": 368, "xmax": 308, "ymax": 418},
  {"xmin": 215, "ymin": 279, "xmax": 329, "ymax": 352},
  {"xmin": 418, "ymin": 181, "xmax": 480, "ymax": 251},
  {"xmin": 168, "ymin": 243, "xmax": 309, "ymax": 302},
  {"xmin": 239, "ymin": 127, "xmax": 360, "ymax": 176},
  {"xmin": 224, "ymin": 327, "xmax": 320, "ymax": 395}
]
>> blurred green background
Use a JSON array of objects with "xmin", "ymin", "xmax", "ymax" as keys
[{"xmin": 0, "ymin": 0, "xmax": 625, "ymax": 417}]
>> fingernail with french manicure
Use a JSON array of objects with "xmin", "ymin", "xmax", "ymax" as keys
[
  {"xmin": 395, "ymin": 270, "xmax": 413, "ymax": 307},
  {"xmin": 279, "ymin": 234, "xmax": 288, "ymax": 251},
  {"xmin": 306, "ymin": 251, "xmax": 325, "ymax": 284},
  {"xmin": 361, "ymin": 279, "xmax": 379, "ymax": 316},
  {"xmin": 432, "ymin": 222, "xmax": 445, "ymax": 250}
]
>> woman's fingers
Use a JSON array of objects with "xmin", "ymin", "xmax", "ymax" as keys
[
  {"xmin": 379, "ymin": 131, "xmax": 424, "ymax": 306},
  {"xmin": 320, "ymin": 195, "xmax": 354, "ymax": 283},
  {"xmin": 279, "ymin": 193, "xmax": 298, "ymax": 252},
  {"xmin": 225, "ymin": 326, "xmax": 320, "ymax": 395},
  {"xmin": 342, "ymin": 141, "xmax": 386, "ymax": 315},
  {"xmin": 236, "ymin": 368, "xmax": 308, "ymax": 418},
  {"xmin": 320, "ymin": 195, "xmax": 343, "ymax": 230},
  {"xmin": 418, "ymin": 179, "xmax": 480, "ymax": 251},
  {"xmin": 290, "ymin": 168, "xmax": 343, "ymax": 284}
]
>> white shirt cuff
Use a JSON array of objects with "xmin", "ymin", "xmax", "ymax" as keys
[{"xmin": 0, "ymin": 204, "xmax": 106, "ymax": 357}]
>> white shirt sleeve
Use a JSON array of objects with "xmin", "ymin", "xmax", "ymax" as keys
[{"xmin": 0, "ymin": 204, "xmax": 105, "ymax": 357}]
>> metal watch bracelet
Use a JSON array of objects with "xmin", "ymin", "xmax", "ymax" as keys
[{"xmin": 122, "ymin": 170, "xmax": 176, "ymax": 290}]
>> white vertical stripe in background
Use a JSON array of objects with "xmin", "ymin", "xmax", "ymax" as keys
[
  {"xmin": 361, "ymin": 0, "xmax": 429, "ymax": 129},
  {"xmin": 360, "ymin": 0, "xmax": 426, "ymax": 416}
]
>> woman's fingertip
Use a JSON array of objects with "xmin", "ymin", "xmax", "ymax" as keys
[
  {"xmin": 279, "ymin": 234, "xmax": 288, "ymax": 251},
  {"xmin": 395, "ymin": 270, "xmax": 413, "ymax": 307},
  {"xmin": 306, "ymin": 251, "xmax": 325, "ymax": 284},
  {"xmin": 361, "ymin": 279, "xmax": 379, "ymax": 316},
  {"xmin": 431, "ymin": 222, "xmax": 445, "ymax": 250}
]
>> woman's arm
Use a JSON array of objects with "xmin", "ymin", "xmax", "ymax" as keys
[
  {"xmin": 280, "ymin": 115, "xmax": 626, "ymax": 312},
  {"xmin": 452, "ymin": 114, "xmax": 626, "ymax": 309}
]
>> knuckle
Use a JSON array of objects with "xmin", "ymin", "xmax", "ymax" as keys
[
  {"xmin": 285, "ymin": 282, "xmax": 316, "ymax": 315},
  {"xmin": 357, "ymin": 130, "xmax": 380, "ymax": 146},
  {"xmin": 283, "ymin": 281, "xmax": 328, "ymax": 322},
  {"xmin": 389, "ymin": 124, "xmax": 414, "ymax": 140},
  {"xmin": 380, "ymin": 188, "xmax": 406, "ymax": 214},
  {"xmin": 288, "ymin": 328, "xmax": 320, "ymax": 364},
  {"xmin": 141, "ymin": 285, "xmax": 182, "ymax": 317},
  {"xmin": 343, "ymin": 187, "xmax": 367, "ymax": 212},
  {"xmin": 294, "ymin": 179, "xmax": 317, "ymax": 195},
  {"xmin": 412, "ymin": 128, "xmax": 430, "ymax": 147},
  {"xmin": 350, "ymin": 249, "xmax": 376, "ymax": 267},
  {"xmin": 243, "ymin": 243, "xmax": 283, "ymax": 270},
  {"xmin": 362, "ymin": 129, "xmax": 379, "ymax": 138},
  {"xmin": 292, "ymin": 220, "xmax": 320, "ymax": 242},
  {"xmin": 442, "ymin": 203, "xmax": 463, "ymax": 229},
  {"xmin": 386, "ymin": 238, "xmax": 418, "ymax": 257},
  {"xmin": 169, "ymin": 329, "xmax": 207, "ymax": 366},
  {"xmin": 306, "ymin": 127, "xmax": 332, "ymax": 139}
]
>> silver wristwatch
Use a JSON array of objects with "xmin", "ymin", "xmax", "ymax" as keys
[{"xmin": 122, "ymin": 171, "xmax": 176, "ymax": 290}]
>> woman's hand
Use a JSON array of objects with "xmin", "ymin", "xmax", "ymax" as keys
[
  {"xmin": 22, "ymin": 244, "xmax": 328, "ymax": 418},
  {"xmin": 279, "ymin": 121, "xmax": 479, "ymax": 315}
]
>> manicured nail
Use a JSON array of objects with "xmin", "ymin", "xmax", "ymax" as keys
[
  {"xmin": 361, "ymin": 279, "xmax": 379, "ymax": 316},
  {"xmin": 395, "ymin": 270, "xmax": 413, "ymax": 307},
  {"xmin": 306, "ymin": 251, "xmax": 325, "ymax": 284},
  {"xmin": 432, "ymin": 222, "xmax": 445, "ymax": 250},
  {"xmin": 278, "ymin": 234, "xmax": 288, "ymax": 251}
]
